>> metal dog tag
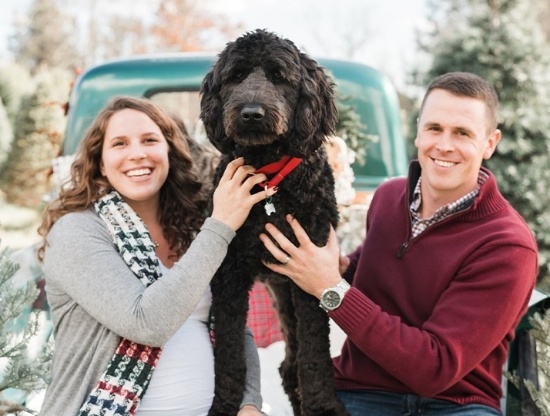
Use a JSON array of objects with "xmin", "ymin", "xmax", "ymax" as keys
[{"xmin": 265, "ymin": 199, "xmax": 276, "ymax": 216}]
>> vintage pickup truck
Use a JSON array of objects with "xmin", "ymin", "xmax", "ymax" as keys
[
  {"xmin": 8, "ymin": 53, "xmax": 548, "ymax": 415},
  {"xmin": 61, "ymin": 53, "xmax": 408, "ymax": 191},
  {"xmin": 52, "ymin": 53, "xmax": 410, "ymax": 255}
]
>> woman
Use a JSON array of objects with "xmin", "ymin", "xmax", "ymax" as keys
[{"xmin": 37, "ymin": 96, "xmax": 272, "ymax": 416}]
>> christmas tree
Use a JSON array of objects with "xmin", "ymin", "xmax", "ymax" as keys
[
  {"xmin": 507, "ymin": 309, "xmax": 550, "ymax": 416},
  {"xmin": 0, "ymin": 242, "xmax": 51, "ymax": 415},
  {"xmin": 525, "ymin": 311, "xmax": 550, "ymax": 415}
]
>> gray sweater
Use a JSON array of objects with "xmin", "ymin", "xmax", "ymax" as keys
[{"xmin": 39, "ymin": 210, "xmax": 262, "ymax": 415}]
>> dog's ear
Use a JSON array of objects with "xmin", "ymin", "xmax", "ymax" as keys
[
  {"xmin": 289, "ymin": 53, "xmax": 339, "ymax": 157},
  {"xmin": 200, "ymin": 69, "xmax": 235, "ymax": 154}
]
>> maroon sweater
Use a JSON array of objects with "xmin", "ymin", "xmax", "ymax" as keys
[{"xmin": 331, "ymin": 163, "xmax": 538, "ymax": 411}]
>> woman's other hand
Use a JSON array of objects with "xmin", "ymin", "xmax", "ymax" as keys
[
  {"xmin": 339, "ymin": 252, "xmax": 350, "ymax": 275},
  {"xmin": 237, "ymin": 404, "xmax": 264, "ymax": 415}
]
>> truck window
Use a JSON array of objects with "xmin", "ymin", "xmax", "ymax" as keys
[{"xmin": 149, "ymin": 91, "xmax": 204, "ymax": 142}]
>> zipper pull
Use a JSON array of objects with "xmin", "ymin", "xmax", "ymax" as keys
[{"xmin": 397, "ymin": 242, "xmax": 408, "ymax": 258}]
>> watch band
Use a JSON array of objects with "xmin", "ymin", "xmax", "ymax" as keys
[{"xmin": 319, "ymin": 279, "xmax": 351, "ymax": 312}]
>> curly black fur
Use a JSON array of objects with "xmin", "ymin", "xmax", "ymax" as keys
[{"xmin": 200, "ymin": 29, "xmax": 347, "ymax": 416}]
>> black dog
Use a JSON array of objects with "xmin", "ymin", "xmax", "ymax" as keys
[{"xmin": 200, "ymin": 29, "xmax": 347, "ymax": 416}]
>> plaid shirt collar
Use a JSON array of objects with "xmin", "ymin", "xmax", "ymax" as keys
[{"xmin": 410, "ymin": 170, "xmax": 489, "ymax": 238}]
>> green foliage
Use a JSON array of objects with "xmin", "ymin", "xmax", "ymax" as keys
[
  {"xmin": 0, "ymin": 64, "xmax": 33, "ymax": 126},
  {"xmin": 0, "ymin": 244, "xmax": 51, "ymax": 415},
  {"xmin": 334, "ymin": 90, "xmax": 374, "ymax": 166},
  {"xmin": 10, "ymin": 0, "xmax": 81, "ymax": 73},
  {"xmin": 0, "ymin": 100, "xmax": 13, "ymax": 171},
  {"xmin": 526, "ymin": 311, "xmax": 550, "ymax": 414},
  {"xmin": 0, "ymin": 68, "xmax": 71, "ymax": 208},
  {"xmin": 508, "ymin": 309, "xmax": 550, "ymax": 415},
  {"xmin": 404, "ymin": 106, "xmax": 419, "ymax": 162},
  {"xmin": 0, "ymin": 64, "xmax": 34, "ymax": 184},
  {"xmin": 414, "ymin": 0, "xmax": 550, "ymax": 283}
]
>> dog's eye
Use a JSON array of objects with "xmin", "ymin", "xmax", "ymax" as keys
[
  {"xmin": 231, "ymin": 71, "xmax": 246, "ymax": 82},
  {"xmin": 272, "ymin": 70, "xmax": 283, "ymax": 82}
]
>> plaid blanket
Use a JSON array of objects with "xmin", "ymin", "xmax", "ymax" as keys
[{"xmin": 247, "ymin": 282, "xmax": 283, "ymax": 348}]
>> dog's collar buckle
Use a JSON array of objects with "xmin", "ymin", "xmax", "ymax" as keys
[{"xmin": 256, "ymin": 156, "xmax": 302, "ymax": 189}]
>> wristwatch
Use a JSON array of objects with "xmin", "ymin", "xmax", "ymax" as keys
[{"xmin": 320, "ymin": 279, "xmax": 351, "ymax": 312}]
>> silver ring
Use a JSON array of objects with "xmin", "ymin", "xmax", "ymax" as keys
[{"xmin": 284, "ymin": 256, "xmax": 290, "ymax": 265}]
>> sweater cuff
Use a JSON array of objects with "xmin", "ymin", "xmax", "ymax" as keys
[
  {"xmin": 201, "ymin": 217, "xmax": 236, "ymax": 244},
  {"xmin": 329, "ymin": 287, "xmax": 376, "ymax": 335}
]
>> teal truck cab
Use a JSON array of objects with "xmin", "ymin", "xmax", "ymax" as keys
[{"xmin": 61, "ymin": 53, "xmax": 409, "ymax": 198}]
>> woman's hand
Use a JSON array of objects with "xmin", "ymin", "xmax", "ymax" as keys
[
  {"xmin": 237, "ymin": 405, "xmax": 264, "ymax": 415},
  {"xmin": 211, "ymin": 158, "xmax": 276, "ymax": 231},
  {"xmin": 259, "ymin": 215, "xmax": 343, "ymax": 298},
  {"xmin": 339, "ymin": 251, "xmax": 350, "ymax": 275}
]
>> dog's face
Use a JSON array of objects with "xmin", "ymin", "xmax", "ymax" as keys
[
  {"xmin": 200, "ymin": 29, "xmax": 338, "ymax": 158},
  {"xmin": 220, "ymin": 64, "xmax": 299, "ymax": 148}
]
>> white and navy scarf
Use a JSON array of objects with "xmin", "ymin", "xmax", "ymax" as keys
[{"xmin": 78, "ymin": 190, "xmax": 163, "ymax": 416}]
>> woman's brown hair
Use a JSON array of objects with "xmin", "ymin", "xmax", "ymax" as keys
[{"xmin": 38, "ymin": 96, "xmax": 208, "ymax": 260}]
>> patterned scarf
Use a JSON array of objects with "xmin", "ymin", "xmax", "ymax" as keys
[{"xmin": 78, "ymin": 190, "xmax": 163, "ymax": 416}]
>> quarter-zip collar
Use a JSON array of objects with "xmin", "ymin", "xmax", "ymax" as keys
[{"xmin": 406, "ymin": 160, "xmax": 508, "ymax": 223}]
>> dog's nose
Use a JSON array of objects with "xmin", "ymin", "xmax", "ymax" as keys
[{"xmin": 241, "ymin": 103, "xmax": 265, "ymax": 122}]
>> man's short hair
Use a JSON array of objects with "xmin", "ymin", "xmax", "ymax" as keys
[{"xmin": 419, "ymin": 72, "xmax": 499, "ymax": 132}]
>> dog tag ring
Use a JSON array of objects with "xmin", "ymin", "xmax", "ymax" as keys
[{"xmin": 264, "ymin": 186, "xmax": 276, "ymax": 216}]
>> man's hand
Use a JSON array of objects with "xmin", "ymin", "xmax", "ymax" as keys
[{"xmin": 260, "ymin": 214, "xmax": 343, "ymax": 298}]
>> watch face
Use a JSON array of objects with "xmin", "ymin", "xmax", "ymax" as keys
[{"xmin": 322, "ymin": 290, "xmax": 341, "ymax": 309}]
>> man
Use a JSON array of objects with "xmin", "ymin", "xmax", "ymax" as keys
[{"xmin": 260, "ymin": 72, "xmax": 538, "ymax": 415}]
